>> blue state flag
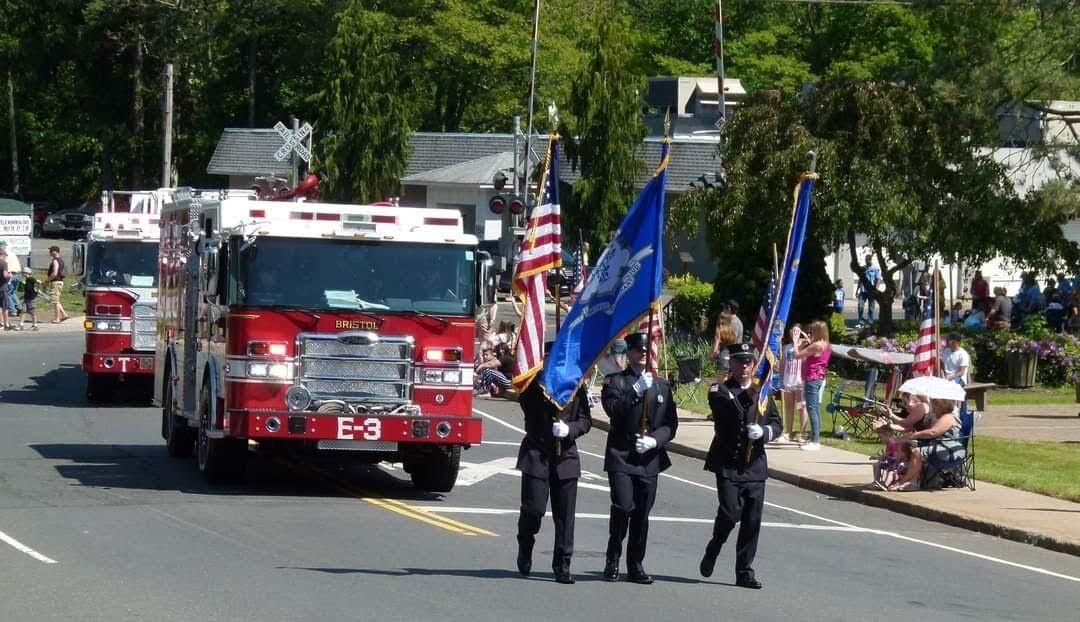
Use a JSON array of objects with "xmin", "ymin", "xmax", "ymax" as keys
[
  {"xmin": 540, "ymin": 143, "xmax": 670, "ymax": 409},
  {"xmin": 755, "ymin": 173, "xmax": 818, "ymax": 413}
]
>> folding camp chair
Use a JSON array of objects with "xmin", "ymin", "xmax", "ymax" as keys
[
  {"xmin": 824, "ymin": 381, "xmax": 881, "ymax": 439},
  {"xmin": 923, "ymin": 408, "xmax": 978, "ymax": 491},
  {"xmin": 670, "ymin": 357, "xmax": 703, "ymax": 406}
]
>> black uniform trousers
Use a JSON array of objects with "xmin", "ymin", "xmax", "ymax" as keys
[
  {"xmin": 710, "ymin": 476, "xmax": 766, "ymax": 580},
  {"xmin": 518, "ymin": 471, "xmax": 579, "ymax": 570},
  {"xmin": 606, "ymin": 471, "xmax": 658, "ymax": 570}
]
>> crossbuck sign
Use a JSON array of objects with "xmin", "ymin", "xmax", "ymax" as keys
[{"xmin": 274, "ymin": 121, "xmax": 313, "ymax": 163}]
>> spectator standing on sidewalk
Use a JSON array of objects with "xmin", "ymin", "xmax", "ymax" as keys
[
  {"xmin": 721, "ymin": 300, "xmax": 744, "ymax": 343},
  {"xmin": 794, "ymin": 320, "xmax": 831, "ymax": 451},
  {"xmin": 832, "ymin": 279, "xmax": 845, "ymax": 314},
  {"xmin": 699, "ymin": 342, "xmax": 783, "ymax": 589},
  {"xmin": 0, "ymin": 248, "xmax": 10, "ymax": 330},
  {"xmin": 600, "ymin": 332, "xmax": 678, "ymax": 585},
  {"xmin": 46, "ymin": 246, "xmax": 69, "ymax": 323},
  {"xmin": 19, "ymin": 268, "xmax": 39, "ymax": 330},
  {"xmin": 779, "ymin": 324, "xmax": 808, "ymax": 443},
  {"xmin": 0, "ymin": 240, "xmax": 21, "ymax": 320}
]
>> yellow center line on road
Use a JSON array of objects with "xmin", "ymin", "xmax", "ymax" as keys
[{"xmin": 281, "ymin": 460, "xmax": 497, "ymax": 537}]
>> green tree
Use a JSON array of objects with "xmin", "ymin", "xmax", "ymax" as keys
[
  {"xmin": 314, "ymin": 6, "xmax": 412, "ymax": 203},
  {"xmin": 563, "ymin": 1, "xmax": 647, "ymax": 251}
]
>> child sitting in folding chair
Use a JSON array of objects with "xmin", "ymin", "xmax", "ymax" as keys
[{"xmin": 871, "ymin": 417, "xmax": 913, "ymax": 491}]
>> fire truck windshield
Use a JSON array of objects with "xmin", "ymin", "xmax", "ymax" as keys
[
  {"xmin": 86, "ymin": 240, "xmax": 159, "ymax": 288},
  {"xmin": 236, "ymin": 237, "xmax": 476, "ymax": 316}
]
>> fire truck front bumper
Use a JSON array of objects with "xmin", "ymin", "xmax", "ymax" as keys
[
  {"xmin": 227, "ymin": 410, "xmax": 483, "ymax": 446},
  {"xmin": 83, "ymin": 352, "xmax": 156, "ymax": 375}
]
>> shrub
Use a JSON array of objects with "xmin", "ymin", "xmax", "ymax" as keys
[
  {"xmin": 663, "ymin": 335, "xmax": 717, "ymax": 379},
  {"xmin": 826, "ymin": 312, "xmax": 848, "ymax": 345},
  {"xmin": 667, "ymin": 274, "xmax": 714, "ymax": 337}
]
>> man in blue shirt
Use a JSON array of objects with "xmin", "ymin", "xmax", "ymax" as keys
[{"xmin": 856, "ymin": 254, "xmax": 881, "ymax": 326}]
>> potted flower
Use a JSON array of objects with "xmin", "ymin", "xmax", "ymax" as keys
[{"xmin": 1004, "ymin": 338, "xmax": 1039, "ymax": 388}]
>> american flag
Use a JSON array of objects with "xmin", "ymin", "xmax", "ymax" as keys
[
  {"xmin": 511, "ymin": 137, "xmax": 562, "ymax": 392},
  {"xmin": 571, "ymin": 244, "xmax": 588, "ymax": 295},
  {"xmin": 911, "ymin": 268, "xmax": 938, "ymax": 376},
  {"xmin": 751, "ymin": 270, "xmax": 777, "ymax": 357},
  {"xmin": 636, "ymin": 308, "xmax": 665, "ymax": 375}
]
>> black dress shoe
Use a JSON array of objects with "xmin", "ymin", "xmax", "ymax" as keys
[
  {"xmin": 554, "ymin": 569, "xmax": 576, "ymax": 584},
  {"xmin": 628, "ymin": 570, "xmax": 654, "ymax": 585},
  {"xmin": 699, "ymin": 543, "xmax": 720, "ymax": 578},
  {"xmin": 517, "ymin": 553, "xmax": 532, "ymax": 577},
  {"xmin": 602, "ymin": 559, "xmax": 620, "ymax": 582},
  {"xmin": 735, "ymin": 576, "xmax": 762, "ymax": 589}
]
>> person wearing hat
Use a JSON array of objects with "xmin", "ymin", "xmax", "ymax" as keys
[
  {"xmin": 600, "ymin": 331, "xmax": 678, "ymax": 584},
  {"xmin": 699, "ymin": 342, "xmax": 783, "ymax": 589},
  {"xmin": 46, "ymin": 245, "xmax": 69, "ymax": 323},
  {"xmin": 515, "ymin": 342, "xmax": 592, "ymax": 584}
]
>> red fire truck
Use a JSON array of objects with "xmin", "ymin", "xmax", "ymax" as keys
[
  {"xmin": 72, "ymin": 190, "xmax": 167, "ymax": 401},
  {"xmin": 154, "ymin": 189, "xmax": 494, "ymax": 490}
]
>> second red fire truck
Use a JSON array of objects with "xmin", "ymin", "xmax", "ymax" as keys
[
  {"xmin": 72, "ymin": 190, "xmax": 168, "ymax": 401},
  {"xmin": 154, "ymin": 189, "xmax": 494, "ymax": 490}
]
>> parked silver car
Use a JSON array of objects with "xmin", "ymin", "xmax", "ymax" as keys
[{"xmin": 42, "ymin": 202, "xmax": 96, "ymax": 239}]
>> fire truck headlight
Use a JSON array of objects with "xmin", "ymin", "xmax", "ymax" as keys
[
  {"xmin": 108, "ymin": 320, "xmax": 123, "ymax": 331},
  {"xmin": 267, "ymin": 363, "xmax": 291, "ymax": 379},
  {"xmin": 285, "ymin": 386, "xmax": 311, "ymax": 412},
  {"xmin": 420, "ymin": 368, "xmax": 462, "ymax": 385},
  {"xmin": 247, "ymin": 362, "xmax": 269, "ymax": 377},
  {"xmin": 442, "ymin": 370, "xmax": 462, "ymax": 384}
]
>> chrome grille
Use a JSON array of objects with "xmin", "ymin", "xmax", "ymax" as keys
[
  {"xmin": 317, "ymin": 440, "xmax": 398, "ymax": 452},
  {"xmin": 298, "ymin": 333, "xmax": 413, "ymax": 404},
  {"xmin": 131, "ymin": 302, "xmax": 157, "ymax": 352},
  {"xmin": 302, "ymin": 358, "xmax": 408, "ymax": 380}
]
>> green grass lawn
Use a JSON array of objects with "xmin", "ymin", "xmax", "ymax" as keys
[
  {"xmin": 673, "ymin": 378, "xmax": 1080, "ymax": 502},
  {"xmin": 21, "ymin": 271, "xmax": 85, "ymax": 316}
]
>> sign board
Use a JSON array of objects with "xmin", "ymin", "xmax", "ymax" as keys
[
  {"xmin": 0, "ymin": 235, "xmax": 31, "ymax": 256},
  {"xmin": 0, "ymin": 215, "xmax": 32, "ymax": 236},
  {"xmin": 273, "ymin": 121, "xmax": 313, "ymax": 163}
]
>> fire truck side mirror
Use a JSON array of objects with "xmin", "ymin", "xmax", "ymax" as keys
[
  {"xmin": 476, "ymin": 251, "xmax": 496, "ymax": 308},
  {"xmin": 202, "ymin": 245, "xmax": 220, "ymax": 298},
  {"xmin": 72, "ymin": 242, "xmax": 86, "ymax": 277}
]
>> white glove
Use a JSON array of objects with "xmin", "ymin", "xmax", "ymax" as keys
[
  {"xmin": 633, "ymin": 372, "xmax": 654, "ymax": 396},
  {"xmin": 634, "ymin": 434, "xmax": 658, "ymax": 454},
  {"xmin": 552, "ymin": 421, "xmax": 570, "ymax": 438},
  {"xmin": 746, "ymin": 423, "xmax": 764, "ymax": 440}
]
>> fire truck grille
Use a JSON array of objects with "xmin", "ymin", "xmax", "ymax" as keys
[
  {"xmin": 304, "ymin": 379, "xmax": 407, "ymax": 400},
  {"xmin": 298, "ymin": 333, "xmax": 414, "ymax": 404},
  {"xmin": 302, "ymin": 359, "xmax": 407, "ymax": 380},
  {"xmin": 131, "ymin": 302, "xmax": 157, "ymax": 352}
]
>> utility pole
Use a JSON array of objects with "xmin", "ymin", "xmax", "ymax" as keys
[
  {"xmin": 512, "ymin": 115, "xmax": 521, "ymax": 225},
  {"xmin": 161, "ymin": 63, "xmax": 174, "ymax": 188},
  {"xmin": 714, "ymin": 0, "xmax": 727, "ymax": 126},
  {"xmin": 7, "ymin": 71, "xmax": 19, "ymax": 193}
]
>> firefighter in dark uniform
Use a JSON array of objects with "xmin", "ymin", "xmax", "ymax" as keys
[
  {"xmin": 515, "ymin": 351, "xmax": 593, "ymax": 585},
  {"xmin": 699, "ymin": 342, "xmax": 783, "ymax": 589},
  {"xmin": 600, "ymin": 332, "xmax": 678, "ymax": 584}
]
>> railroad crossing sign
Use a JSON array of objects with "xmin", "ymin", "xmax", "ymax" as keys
[{"xmin": 274, "ymin": 121, "xmax": 313, "ymax": 163}]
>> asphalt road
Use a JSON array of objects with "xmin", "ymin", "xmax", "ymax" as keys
[{"xmin": 2, "ymin": 332, "xmax": 1079, "ymax": 622}]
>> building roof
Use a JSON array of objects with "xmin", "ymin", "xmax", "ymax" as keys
[
  {"xmin": 206, "ymin": 129, "xmax": 293, "ymax": 177},
  {"xmin": 405, "ymin": 132, "xmax": 720, "ymax": 192}
]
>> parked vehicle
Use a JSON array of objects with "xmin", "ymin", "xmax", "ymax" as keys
[{"xmin": 42, "ymin": 201, "xmax": 97, "ymax": 239}]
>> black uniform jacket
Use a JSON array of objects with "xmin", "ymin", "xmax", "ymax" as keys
[
  {"xmin": 516, "ymin": 380, "xmax": 592, "ymax": 480},
  {"xmin": 601, "ymin": 367, "xmax": 678, "ymax": 476},
  {"xmin": 704, "ymin": 379, "xmax": 783, "ymax": 482}
]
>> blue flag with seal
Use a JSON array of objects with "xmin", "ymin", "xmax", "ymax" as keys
[
  {"xmin": 540, "ymin": 142, "xmax": 670, "ymax": 409},
  {"xmin": 754, "ymin": 172, "xmax": 819, "ymax": 415}
]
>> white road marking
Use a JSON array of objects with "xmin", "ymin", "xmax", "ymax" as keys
[
  {"xmin": 457, "ymin": 458, "xmax": 520, "ymax": 487},
  {"xmin": 475, "ymin": 407, "xmax": 1080, "ymax": 584},
  {"xmin": 0, "ymin": 528, "xmax": 58, "ymax": 564}
]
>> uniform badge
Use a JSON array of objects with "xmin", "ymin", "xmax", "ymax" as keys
[{"xmin": 657, "ymin": 394, "xmax": 664, "ymax": 404}]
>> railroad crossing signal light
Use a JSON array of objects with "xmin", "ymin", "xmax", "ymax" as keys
[
  {"xmin": 489, "ymin": 195, "xmax": 506, "ymax": 214},
  {"xmin": 509, "ymin": 196, "xmax": 525, "ymax": 215}
]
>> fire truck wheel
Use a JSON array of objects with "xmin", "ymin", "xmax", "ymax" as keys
[
  {"xmin": 85, "ymin": 374, "xmax": 112, "ymax": 402},
  {"xmin": 196, "ymin": 385, "xmax": 247, "ymax": 484},
  {"xmin": 407, "ymin": 445, "xmax": 461, "ymax": 493},
  {"xmin": 162, "ymin": 376, "xmax": 194, "ymax": 458}
]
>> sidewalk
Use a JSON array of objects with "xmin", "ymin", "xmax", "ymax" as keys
[
  {"xmin": 0, "ymin": 314, "xmax": 85, "ymax": 335},
  {"xmin": 587, "ymin": 401, "xmax": 1080, "ymax": 557}
]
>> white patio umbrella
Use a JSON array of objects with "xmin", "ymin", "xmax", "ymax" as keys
[{"xmin": 897, "ymin": 376, "xmax": 966, "ymax": 402}]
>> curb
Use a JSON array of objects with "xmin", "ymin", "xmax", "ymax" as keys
[{"xmin": 589, "ymin": 418, "xmax": 1080, "ymax": 558}]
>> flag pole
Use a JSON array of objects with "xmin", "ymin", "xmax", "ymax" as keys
[
  {"xmin": 640, "ymin": 114, "xmax": 672, "ymax": 437},
  {"xmin": 933, "ymin": 261, "xmax": 941, "ymax": 377}
]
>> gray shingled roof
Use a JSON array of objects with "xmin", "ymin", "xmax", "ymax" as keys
[
  {"xmin": 406, "ymin": 132, "xmax": 720, "ymax": 191},
  {"xmin": 208, "ymin": 128, "xmax": 721, "ymax": 191},
  {"xmin": 206, "ymin": 129, "xmax": 293, "ymax": 176}
]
